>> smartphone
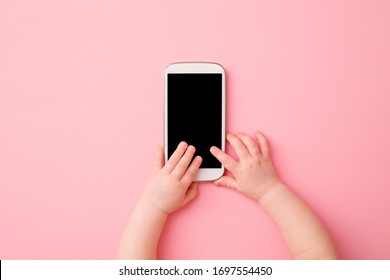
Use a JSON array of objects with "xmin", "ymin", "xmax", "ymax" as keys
[{"xmin": 164, "ymin": 62, "xmax": 226, "ymax": 181}]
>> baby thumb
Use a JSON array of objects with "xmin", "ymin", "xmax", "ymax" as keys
[
  {"xmin": 214, "ymin": 176, "xmax": 238, "ymax": 190},
  {"xmin": 183, "ymin": 183, "xmax": 198, "ymax": 205}
]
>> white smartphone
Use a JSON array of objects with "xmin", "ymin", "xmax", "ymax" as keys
[{"xmin": 164, "ymin": 62, "xmax": 226, "ymax": 181}]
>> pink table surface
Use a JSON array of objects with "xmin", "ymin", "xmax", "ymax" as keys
[{"xmin": 1, "ymin": 0, "xmax": 390, "ymax": 259}]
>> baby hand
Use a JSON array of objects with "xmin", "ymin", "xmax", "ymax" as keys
[
  {"xmin": 210, "ymin": 131, "xmax": 282, "ymax": 202},
  {"xmin": 142, "ymin": 142, "xmax": 202, "ymax": 214}
]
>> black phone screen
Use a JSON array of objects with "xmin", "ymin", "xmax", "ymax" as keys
[{"xmin": 167, "ymin": 73, "xmax": 222, "ymax": 168}]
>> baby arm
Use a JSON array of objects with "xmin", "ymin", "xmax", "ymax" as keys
[
  {"xmin": 210, "ymin": 131, "xmax": 338, "ymax": 259},
  {"xmin": 118, "ymin": 142, "xmax": 202, "ymax": 259}
]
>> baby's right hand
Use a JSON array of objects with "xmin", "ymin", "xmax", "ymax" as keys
[
  {"xmin": 142, "ymin": 142, "xmax": 202, "ymax": 215},
  {"xmin": 210, "ymin": 131, "xmax": 282, "ymax": 202}
]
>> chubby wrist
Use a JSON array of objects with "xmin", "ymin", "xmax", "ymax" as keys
[
  {"xmin": 256, "ymin": 181, "xmax": 286, "ymax": 204},
  {"xmin": 138, "ymin": 195, "xmax": 170, "ymax": 219}
]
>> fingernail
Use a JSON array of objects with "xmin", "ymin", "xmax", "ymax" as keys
[{"xmin": 179, "ymin": 141, "xmax": 187, "ymax": 148}]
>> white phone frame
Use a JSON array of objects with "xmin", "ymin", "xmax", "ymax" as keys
[{"xmin": 164, "ymin": 62, "xmax": 226, "ymax": 181}]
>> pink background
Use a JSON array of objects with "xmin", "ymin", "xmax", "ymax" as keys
[{"xmin": 1, "ymin": 0, "xmax": 390, "ymax": 259}]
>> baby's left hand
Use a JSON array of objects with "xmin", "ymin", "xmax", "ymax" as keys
[{"xmin": 141, "ymin": 142, "xmax": 202, "ymax": 214}]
